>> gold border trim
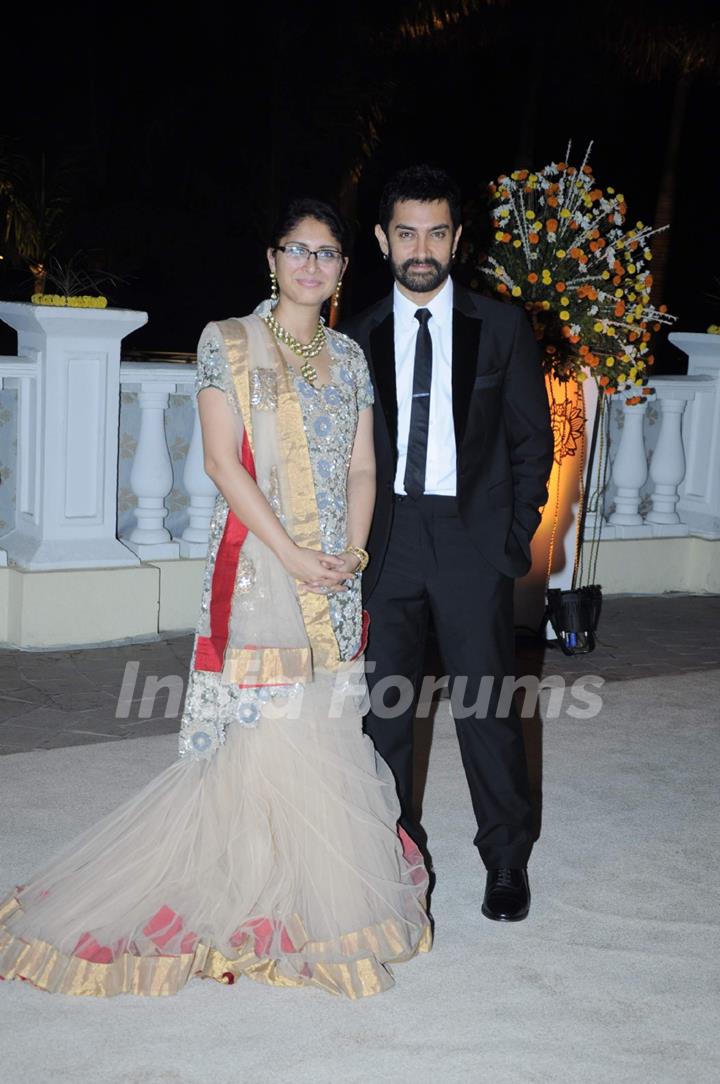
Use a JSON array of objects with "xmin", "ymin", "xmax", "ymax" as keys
[
  {"xmin": 221, "ymin": 646, "xmax": 312, "ymax": 685},
  {"xmin": 0, "ymin": 894, "xmax": 431, "ymax": 999}
]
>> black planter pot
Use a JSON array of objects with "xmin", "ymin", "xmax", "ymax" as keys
[{"xmin": 545, "ymin": 585, "xmax": 603, "ymax": 656}]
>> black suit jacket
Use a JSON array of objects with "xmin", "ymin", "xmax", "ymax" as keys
[{"xmin": 340, "ymin": 281, "xmax": 554, "ymax": 599}]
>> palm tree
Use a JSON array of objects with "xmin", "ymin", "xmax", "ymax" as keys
[{"xmin": 0, "ymin": 138, "xmax": 83, "ymax": 294}]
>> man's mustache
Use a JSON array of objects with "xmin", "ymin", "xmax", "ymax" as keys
[{"xmin": 401, "ymin": 258, "xmax": 442, "ymax": 273}]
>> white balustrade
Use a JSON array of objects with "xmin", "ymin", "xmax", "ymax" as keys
[
  {"xmin": 607, "ymin": 395, "xmax": 652, "ymax": 534},
  {"xmin": 3, "ymin": 304, "xmax": 719, "ymax": 578}
]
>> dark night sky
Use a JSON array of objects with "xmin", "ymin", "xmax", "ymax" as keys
[{"xmin": 2, "ymin": 0, "xmax": 719, "ymax": 371}]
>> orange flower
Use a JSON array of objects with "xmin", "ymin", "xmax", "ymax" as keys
[
  {"xmin": 588, "ymin": 188, "xmax": 602, "ymax": 200},
  {"xmin": 546, "ymin": 218, "xmax": 558, "ymax": 232},
  {"xmin": 583, "ymin": 166, "xmax": 593, "ymax": 175},
  {"xmin": 579, "ymin": 344, "xmax": 589, "ymax": 356},
  {"xmin": 529, "ymin": 233, "xmax": 540, "ymax": 244},
  {"xmin": 587, "ymin": 355, "xmax": 600, "ymax": 368},
  {"xmin": 528, "ymin": 272, "xmax": 539, "ymax": 283},
  {"xmin": 614, "ymin": 302, "xmax": 626, "ymax": 317},
  {"xmin": 496, "ymin": 283, "xmax": 508, "ymax": 293},
  {"xmin": 604, "ymin": 385, "xmax": 617, "ymax": 395},
  {"xmin": 598, "ymin": 375, "xmax": 610, "ymax": 386},
  {"xmin": 547, "ymin": 196, "xmax": 558, "ymax": 208},
  {"xmin": 555, "ymin": 282, "xmax": 566, "ymax": 292}
]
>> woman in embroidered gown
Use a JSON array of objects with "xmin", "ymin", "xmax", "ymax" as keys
[{"xmin": 0, "ymin": 199, "xmax": 431, "ymax": 998}]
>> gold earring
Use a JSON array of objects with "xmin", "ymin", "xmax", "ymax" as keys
[
  {"xmin": 270, "ymin": 270, "xmax": 278, "ymax": 302},
  {"xmin": 332, "ymin": 279, "xmax": 343, "ymax": 309}
]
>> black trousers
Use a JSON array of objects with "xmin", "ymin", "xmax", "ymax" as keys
[{"xmin": 364, "ymin": 494, "xmax": 534, "ymax": 869}]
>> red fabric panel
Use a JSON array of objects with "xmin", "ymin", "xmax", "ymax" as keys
[{"xmin": 194, "ymin": 431, "xmax": 256, "ymax": 673}]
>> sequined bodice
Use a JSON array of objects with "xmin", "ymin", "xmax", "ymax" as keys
[{"xmin": 290, "ymin": 337, "xmax": 373, "ymax": 661}]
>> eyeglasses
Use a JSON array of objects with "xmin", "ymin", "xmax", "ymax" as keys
[{"xmin": 275, "ymin": 243, "xmax": 344, "ymax": 265}]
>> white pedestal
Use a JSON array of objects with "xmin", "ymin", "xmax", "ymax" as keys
[{"xmin": 0, "ymin": 303, "xmax": 147, "ymax": 569}]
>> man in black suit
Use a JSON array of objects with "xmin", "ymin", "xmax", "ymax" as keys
[{"xmin": 341, "ymin": 165, "xmax": 554, "ymax": 922}]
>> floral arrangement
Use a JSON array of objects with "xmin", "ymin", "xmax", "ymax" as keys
[
  {"xmin": 482, "ymin": 143, "xmax": 676, "ymax": 400},
  {"xmin": 31, "ymin": 293, "xmax": 107, "ymax": 308}
]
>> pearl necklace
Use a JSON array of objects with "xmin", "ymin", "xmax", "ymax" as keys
[{"xmin": 262, "ymin": 311, "xmax": 325, "ymax": 386}]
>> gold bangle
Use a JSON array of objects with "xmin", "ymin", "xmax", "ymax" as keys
[{"xmin": 347, "ymin": 545, "xmax": 369, "ymax": 572}]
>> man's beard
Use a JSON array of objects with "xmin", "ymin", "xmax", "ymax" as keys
[{"xmin": 391, "ymin": 256, "xmax": 451, "ymax": 294}]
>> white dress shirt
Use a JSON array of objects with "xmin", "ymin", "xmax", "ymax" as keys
[{"xmin": 393, "ymin": 277, "xmax": 457, "ymax": 496}]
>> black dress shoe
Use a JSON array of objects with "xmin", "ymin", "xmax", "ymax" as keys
[{"xmin": 481, "ymin": 867, "xmax": 530, "ymax": 922}]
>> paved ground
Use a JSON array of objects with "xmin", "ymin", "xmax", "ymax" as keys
[{"xmin": 0, "ymin": 594, "xmax": 718, "ymax": 756}]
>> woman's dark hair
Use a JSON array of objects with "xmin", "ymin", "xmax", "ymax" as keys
[
  {"xmin": 378, "ymin": 165, "xmax": 462, "ymax": 235},
  {"xmin": 270, "ymin": 198, "xmax": 349, "ymax": 253}
]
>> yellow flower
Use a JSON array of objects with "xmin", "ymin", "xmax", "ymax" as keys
[
  {"xmin": 560, "ymin": 208, "xmax": 571, "ymax": 219},
  {"xmin": 607, "ymin": 327, "xmax": 616, "ymax": 337},
  {"xmin": 593, "ymin": 321, "xmax": 604, "ymax": 332},
  {"xmin": 560, "ymin": 296, "xmax": 570, "ymax": 306},
  {"xmin": 602, "ymin": 271, "xmax": 610, "ymax": 280},
  {"xmin": 513, "ymin": 239, "xmax": 522, "ymax": 248},
  {"xmin": 511, "ymin": 286, "xmax": 522, "ymax": 297},
  {"xmin": 606, "ymin": 358, "xmax": 615, "ymax": 366},
  {"xmin": 495, "ymin": 230, "xmax": 505, "ymax": 241},
  {"xmin": 627, "ymin": 264, "xmax": 636, "ymax": 274},
  {"xmin": 614, "ymin": 289, "xmax": 623, "ymax": 298},
  {"xmin": 526, "ymin": 210, "xmax": 536, "ymax": 220},
  {"xmin": 556, "ymin": 250, "xmax": 566, "ymax": 259},
  {"xmin": 559, "ymin": 310, "xmax": 570, "ymax": 321},
  {"xmin": 577, "ymin": 371, "xmax": 588, "ymax": 381}
]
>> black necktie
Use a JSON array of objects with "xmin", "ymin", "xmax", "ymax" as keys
[{"xmin": 403, "ymin": 308, "xmax": 432, "ymax": 500}]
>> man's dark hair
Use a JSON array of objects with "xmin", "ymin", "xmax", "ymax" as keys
[
  {"xmin": 378, "ymin": 165, "xmax": 462, "ymax": 235},
  {"xmin": 270, "ymin": 197, "xmax": 348, "ymax": 252}
]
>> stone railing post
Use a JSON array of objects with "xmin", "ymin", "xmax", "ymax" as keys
[
  {"xmin": 645, "ymin": 380, "xmax": 696, "ymax": 534},
  {"xmin": 607, "ymin": 395, "xmax": 651, "ymax": 533},
  {"xmin": 119, "ymin": 362, "xmax": 191, "ymax": 560},
  {"xmin": 0, "ymin": 302, "xmax": 147, "ymax": 569},
  {"xmin": 177, "ymin": 381, "xmax": 217, "ymax": 557}
]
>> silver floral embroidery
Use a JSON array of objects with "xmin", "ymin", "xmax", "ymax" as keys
[
  {"xmin": 250, "ymin": 367, "xmax": 278, "ymax": 411},
  {"xmin": 234, "ymin": 554, "xmax": 256, "ymax": 593},
  {"xmin": 287, "ymin": 327, "xmax": 375, "ymax": 662},
  {"xmin": 178, "ymin": 665, "xmax": 303, "ymax": 761}
]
